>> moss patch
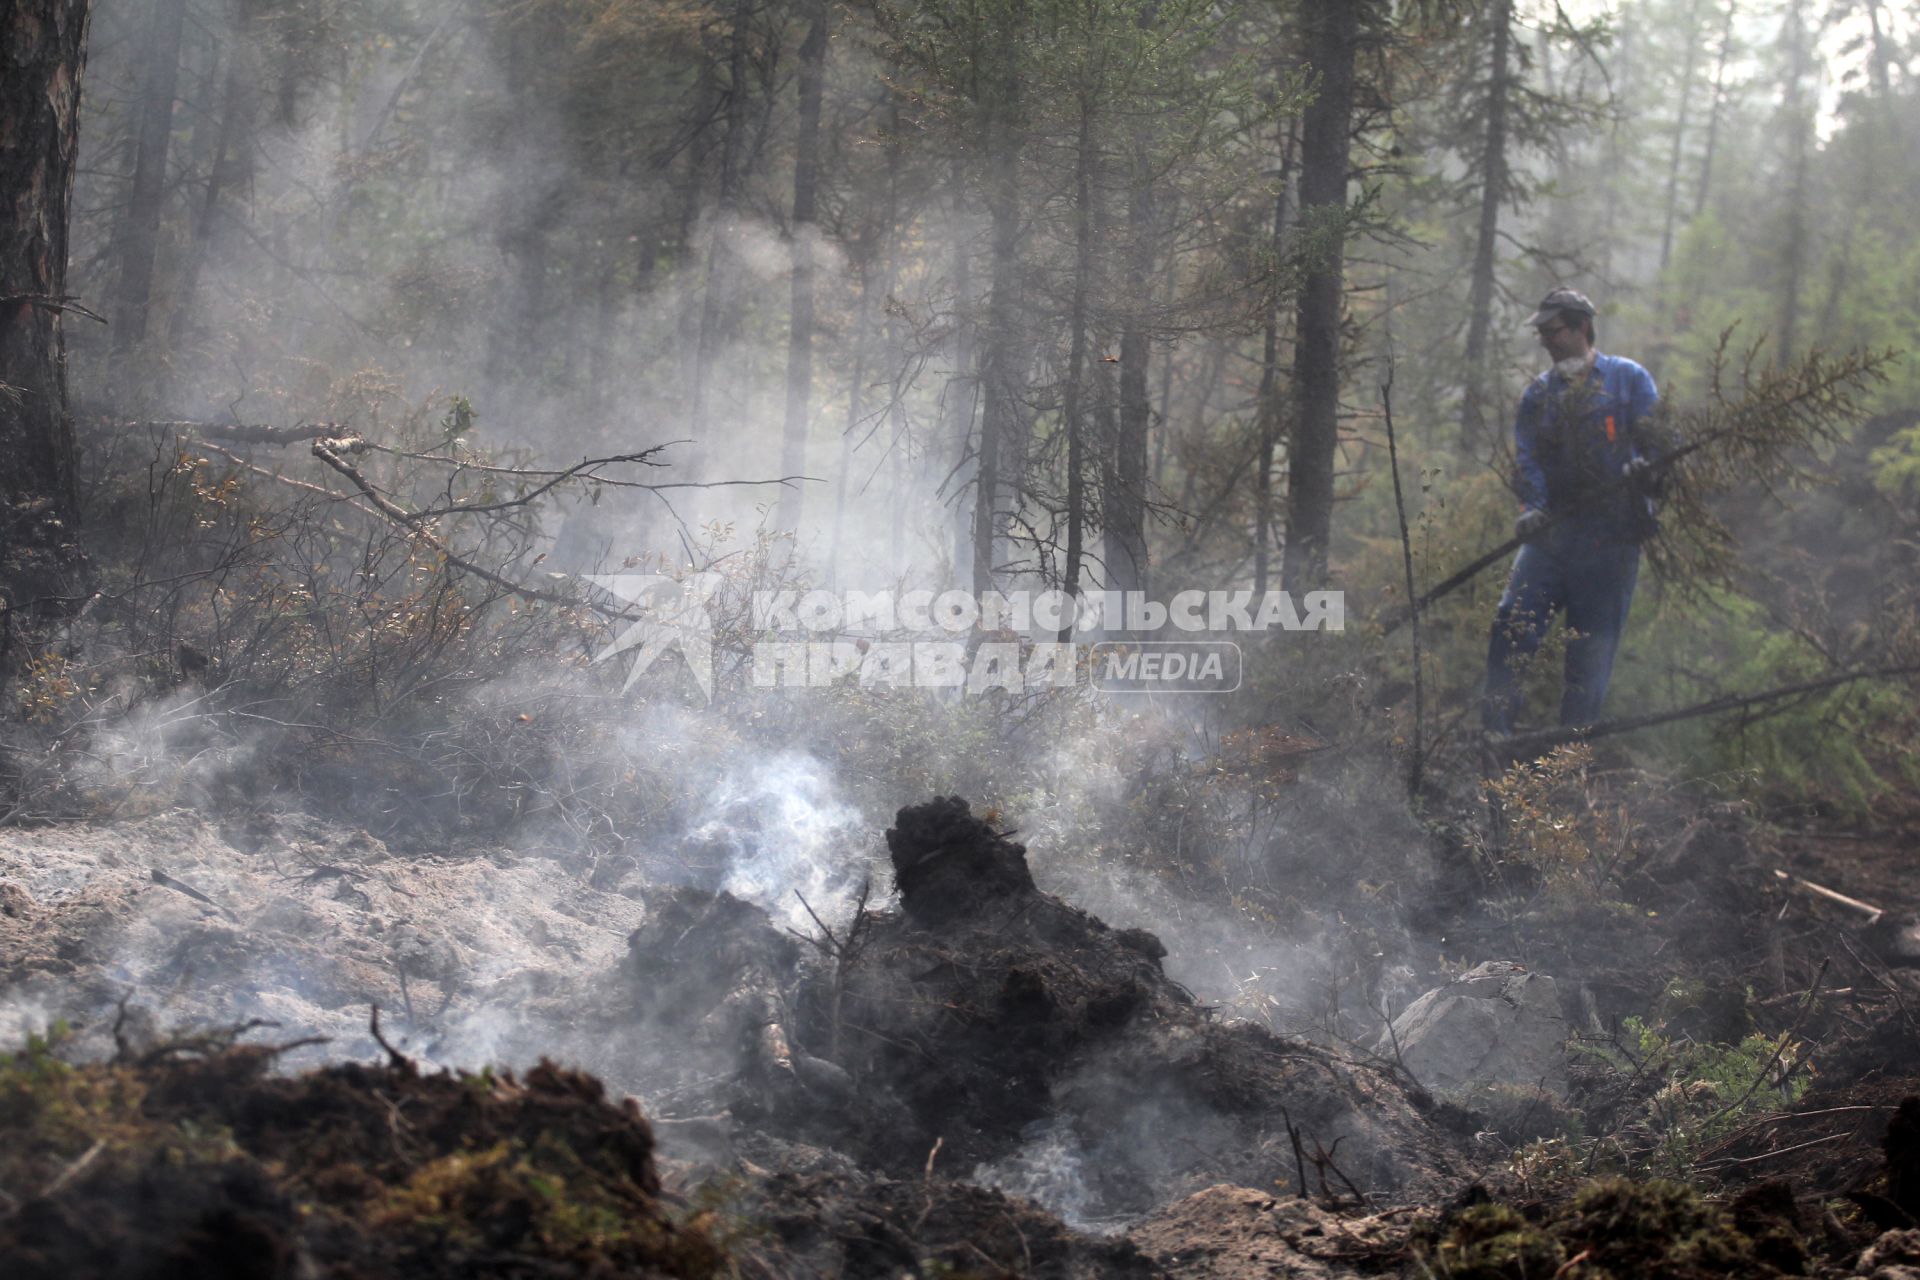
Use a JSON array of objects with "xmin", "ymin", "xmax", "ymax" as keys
[
  {"xmin": 1422, "ymin": 1177, "xmax": 1804, "ymax": 1279},
  {"xmin": 0, "ymin": 1032, "xmax": 722, "ymax": 1279}
]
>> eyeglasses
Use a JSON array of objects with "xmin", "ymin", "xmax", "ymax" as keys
[{"xmin": 1536, "ymin": 321, "xmax": 1569, "ymax": 338}]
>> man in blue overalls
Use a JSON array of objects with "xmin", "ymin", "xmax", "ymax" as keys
[{"xmin": 1482, "ymin": 288, "xmax": 1662, "ymax": 737}]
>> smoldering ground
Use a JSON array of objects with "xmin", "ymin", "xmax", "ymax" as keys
[
  {"xmin": 15, "ymin": 0, "xmax": 1920, "ymax": 1269},
  {"xmin": 0, "ymin": 778, "xmax": 1452, "ymax": 1227}
]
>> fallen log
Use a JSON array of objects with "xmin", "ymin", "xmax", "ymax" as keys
[{"xmin": 1495, "ymin": 663, "xmax": 1920, "ymax": 760}]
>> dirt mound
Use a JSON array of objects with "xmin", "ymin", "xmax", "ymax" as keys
[
  {"xmin": 0, "ymin": 1035, "xmax": 721, "ymax": 1279},
  {"xmin": 632, "ymin": 797, "xmax": 1469, "ymax": 1224},
  {"xmin": 0, "ymin": 1027, "xmax": 1178, "ymax": 1280},
  {"xmin": 844, "ymin": 799, "xmax": 1465, "ymax": 1216},
  {"xmin": 622, "ymin": 884, "xmax": 804, "ymax": 1102},
  {"xmin": 715, "ymin": 1133, "xmax": 1163, "ymax": 1278},
  {"xmin": 1129, "ymin": 1185, "xmax": 1413, "ymax": 1278},
  {"xmin": 886, "ymin": 793, "xmax": 1038, "ymax": 922}
]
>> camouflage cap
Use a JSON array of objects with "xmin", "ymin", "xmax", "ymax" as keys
[{"xmin": 1525, "ymin": 288, "xmax": 1596, "ymax": 328}]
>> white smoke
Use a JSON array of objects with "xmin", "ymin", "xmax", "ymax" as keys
[
  {"xmin": 689, "ymin": 751, "xmax": 881, "ymax": 932},
  {"xmin": 973, "ymin": 1122, "xmax": 1105, "ymax": 1234}
]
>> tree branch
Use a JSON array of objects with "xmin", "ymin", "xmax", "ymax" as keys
[{"xmin": 1498, "ymin": 664, "xmax": 1920, "ymax": 758}]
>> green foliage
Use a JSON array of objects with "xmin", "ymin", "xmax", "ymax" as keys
[
  {"xmin": 1623, "ymin": 590, "xmax": 1919, "ymax": 817},
  {"xmin": 1614, "ymin": 1013, "xmax": 1807, "ymax": 1176},
  {"xmin": 439, "ymin": 395, "xmax": 478, "ymax": 443},
  {"xmin": 0, "ymin": 1023, "xmax": 82, "ymax": 1127},
  {"xmin": 0, "ymin": 1025, "xmax": 241, "ymax": 1199},
  {"xmin": 1870, "ymin": 418, "xmax": 1920, "ymax": 500},
  {"xmin": 1, "ymin": 1023, "xmax": 122, "ymax": 1145},
  {"xmin": 1642, "ymin": 339, "xmax": 1894, "ymax": 596},
  {"xmin": 374, "ymin": 1135, "xmax": 694, "ymax": 1261},
  {"xmin": 1476, "ymin": 744, "xmax": 1622, "ymax": 902},
  {"xmin": 1650, "ymin": 975, "xmax": 1753, "ymax": 1045}
]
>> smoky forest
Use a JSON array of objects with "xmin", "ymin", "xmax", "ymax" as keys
[{"xmin": 3, "ymin": 0, "xmax": 1920, "ymax": 1273}]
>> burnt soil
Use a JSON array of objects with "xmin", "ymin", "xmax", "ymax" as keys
[
  {"xmin": 0, "ymin": 1042, "xmax": 722, "ymax": 1279},
  {"xmin": 4, "ymin": 793, "xmax": 1920, "ymax": 1277},
  {"xmin": 628, "ymin": 795, "xmax": 1472, "ymax": 1221}
]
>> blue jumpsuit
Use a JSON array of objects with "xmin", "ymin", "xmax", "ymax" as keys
[{"xmin": 1483, "ymin": 353, "xmax": 1661, "ymax": 735}]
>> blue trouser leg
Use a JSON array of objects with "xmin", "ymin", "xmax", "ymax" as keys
[
  {"xmin": 1483, "ymin": 543, "xmax": 1565, "ymax": 734},
  {"xmin": 1558, "ymin": 543, "xmax": 1640, "ymax": 727}
]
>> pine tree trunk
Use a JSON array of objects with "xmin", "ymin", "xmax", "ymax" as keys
[
  {"xmin": 1659, "ymin": 0, "xmax": 1703, "ymax": 270},
  {"xmin": 1151, "ymin": 253, "xmax": 1177, "ymax": 488},
  {"xmin": 776, "ymin": 0, "xmax": 827, "ymax": 535},
  {"xmin": 1108, "ymin": 321, "xmax": 1150, "ymax": 598},
  {"xmin": 1864, "ymin": 1, "xmax": 1893, "ymax": 98},
  {"xmin": 1254, "ymin": 118, "xmax": 1296, "ymax": 595},
  {"xmin": 1105, "ymin": 129, "xmax": 1153, "ymax": 603},
  {"xmin": 972, "ymin": 4, "xmax": 1024, "ymax": 598},
  {"xmin": 1057, "ymin": 94, "xmax": 1095, "ymax": 634},
  {"xmin": 828, "ymin": 107, "xmax": 902, "ymax": 587},
  {"xmin": 973, "ymin": 203, "xmax": 1018, "ymax": 597},
  {"xmin": 485, "ymin": 206, "xmax": 552, "ymax": 400},
  {"xmin": 944, "ymin": 159, "xmax": 979, "ymax": 584},
  {"xmin": 691, "ymin": 0, "xmax": 755, "ymax": 449},
  {"xmin": 1777, "ymin": 0, "xmax": 1811, "ymax": 366},
  {"xmin": 1458, "ymin": 0, "xmax": 1512, "ymax": 453},
  {"xmin": 1693, "ymin": 1, "xmax": 1734, "ymax": 220},
  {"xmin": 827, "ymin": 255, "xmax": 872, "ymax": 587},
  {"xmin": 1282, "ymin": 0, "xmax": 1357, "ymax": 593},
  {"xmin": 170, "ymin": 49, "xmax": 250, "ymax": 349},
  {"xmin": 587, "ymin": 251, "xmax": 619, "ymax": 418},
  {"xmin": 674, "ymin": 125, "xmax": 712, "ymax": 403},
  {"xmin": 1, "ymin": 0, "xmax": 93, "ymax": 652},
  {"xmin": 111, "ymin": 0, "xmax": 186, "ymax": 351}
]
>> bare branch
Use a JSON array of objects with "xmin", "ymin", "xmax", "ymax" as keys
[
  {"xmin": 0, "ymin": 293, "xmax": 107, "ymax": 324},
  {"xmin": 1499, "ymin": 663, "xmax": 1920, "ymax": 758},
  {"xmin": 172, "ymin": 421, "xmax": 351, "ymax": 445},
  {"xmin": 306, "ymin": 439, "xmax": 634, "ymax": 618}
]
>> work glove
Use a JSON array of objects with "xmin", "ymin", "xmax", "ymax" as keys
[
  {"xmin": 1621, "ymin": 454, "xmax": 1666, "ymax": 498},
  {"xmin": 1514, "ymin": 508, "xmax": 1549, "ymax": 541}
]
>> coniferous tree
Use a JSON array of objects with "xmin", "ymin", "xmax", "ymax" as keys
[
  {"xmin": 1, "ymin": 0, "xmax": 92, "ymax": 649},
  {"xmin": 1283, "ymin": 0, "xmax": 1359, "ymax": 592},
  {"xmin": 1456, "ymin": 0, "xmax": 1515, "ymax": 453},
  {"xmin": 1773, "ymin": 0, "xmax": 1817, "ymax": 366},
  {"xmin": 110, "ymin": 0, "xmax": 187, "ymax": 351},
  {"xmin": 776, "ymin": 0, "xmax": 829, "ymax": 536}
]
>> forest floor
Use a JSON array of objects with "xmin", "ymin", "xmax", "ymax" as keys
[{"xmin": 0, "ymin": 788, "xmax": 1916, "ymax": 1277}]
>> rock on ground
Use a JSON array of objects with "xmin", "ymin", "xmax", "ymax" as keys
[{"xmin": 1379, "ymin": 959, "xmax": 1569, "ymax": 1098}]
